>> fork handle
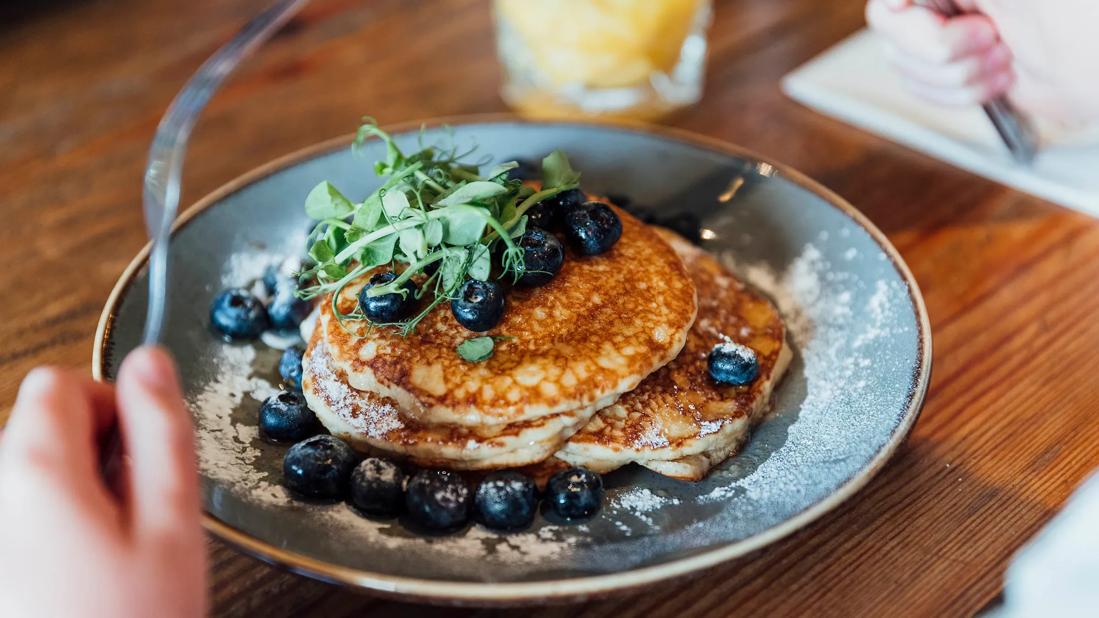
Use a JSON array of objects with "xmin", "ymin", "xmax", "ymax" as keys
[{"xmin": 141, "ymin": 0, "xmax": 310, "ymax": 346}]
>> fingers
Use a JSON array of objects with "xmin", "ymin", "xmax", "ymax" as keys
[
  {"xmin": 888, "ymin": 40, "xmax": 1015, "ymax": 105},
  {"xmin": 2, "ymin": 368, "xmax": 116, "ymax": 482},
  {"xmin": 0, "ymin": 365, "xmax": 119, "ymax": 530},
  {"xmin": 899, "ymin": 70, "xmax": 1015, "ymax": 106},
  {"xmin": 114, "ymin": 346, "xmax": 200, "ymax": 536},
  {"xmin": 887, "ymin": 41, "xmax": 1012, "ymax": 87},
  {"xmin": 868, "ymin": 0, "xmax": 999, "ymax": 61},
  {"xmin": 867, "ymin": 0, "xmax": 1014, "ymax": 105}
]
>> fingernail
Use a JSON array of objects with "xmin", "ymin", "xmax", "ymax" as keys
[
  {"xmin": 885, "ymin": 0, "xmax": 907, "ymax": 10},
  {"xmin": 126, "ymin": 346, "xmax": 180, "ymax": 396}
]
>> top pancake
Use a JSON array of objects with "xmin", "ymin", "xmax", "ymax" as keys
[
  {"xmin": 556, "ymin": 229, "xmax": 790, "ymax": 476},
  {"xmin": 323, "ymin": 206, "xmax": 698, "ymax": 427}
]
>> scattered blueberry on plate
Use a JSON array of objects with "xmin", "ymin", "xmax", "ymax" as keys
[
  {"xmin": 474, "ymin": 471, "xmax": 538, "ymax": 530},
  {"xmin": 707, "ymin": 342, "xmax": 759, "ymax": 386},
  {"xmin": 349, "ymin": 457, "xmax": 407, "ymax": 518},
  {"xmin": 451, "ymin": 279, "xmax": 506, "ymax": 332},
  {"xmin": 546, "ymin": 467, "xmax": 603, "ymax": 520},
  {"xmin": 564, "ymin": 201, "xmax": 622, "ymax": 256},
  {"xmin": 358, "ymin": 271, "xmax": 418, "ymax": 324},
  {"xmin": 517, "ymin": 227, "xmax": 565, "ymax": 287},
  {"xmin": 267, "ymin": 277, "xmax": 312, "ymax": 331},
  {"xmin": 283, "ymin": 435, "xmax": 357, "ymax": 499},
  {"xmin": 405, "ymin": 469, "xmax": 471, "ymax": 531},
  {"xmin": 279, "ymin": 345, "xmax": 305, "ymax": 391},
  {"xmin": 210, "ymin": 288, "xmax": 270, "ymax": 340},
  {"xmin": 259, "ymin": 390, "xmax": 318, "ymax": 443},
  {"xmin": 261, "ymin": 264, "xmax": 283, "ymax": 297}
]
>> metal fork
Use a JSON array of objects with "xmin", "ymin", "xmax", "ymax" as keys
[
  {"xmin": 142, "ymin": 0, "xmax": 310, "ymax": 345},
  {"xmin": 915, "ymin": 0, "xmax": 1038, "ymax": 164},
  {"xmin": 101, "ymin": 0, "xmax": 309, "ymax": 481}
]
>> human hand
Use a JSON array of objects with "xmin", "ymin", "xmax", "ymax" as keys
[
  {"xmin": 866, "ymin": 0, "xmax": 1014, "ymax": 106},
  {"xmin": 867, "ymin": 0, "xmax": 1099, "ymax": 126},
  {"xmin": 0, "ymin": 347, "xmax": 207, "ymax": 618}
]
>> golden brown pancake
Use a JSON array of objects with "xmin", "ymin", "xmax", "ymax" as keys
[
  {"xmin": 556, "ymin": 229, "xmax": 792, "ymax": 480},
  {"xmin": 302, "ymin": 329, "xmax": 597, "ymax": 470},
  {"xmin": 324, "ymin": 207, "xmax": 698, "ymax": 428}
]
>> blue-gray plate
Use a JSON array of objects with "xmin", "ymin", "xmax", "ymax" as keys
[{"xmin": 94, "ymin": 118, "xmax": 931, "ymax": 605}]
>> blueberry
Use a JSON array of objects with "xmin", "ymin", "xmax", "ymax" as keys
[
  {"xmin": 282, "ymin": 435, "xmax": 357, "ymax": 499},
  {"xmin": 262, "ymin": 265, "xmax": 281, "ymax": 297},
  {"xmin": 505, "ymin": 158, "xmax": 540, "ymax": 182},
  {"xmin": 564, "ymin": 202, "xmax": 622, "ymax": 256},
  {"xmin": 358, "ymin": 271, "xmax": 418, "ymax": 324},
  {"xmin": 707, "ymin": 342, "xmax": 759, "ymax": 386},
  {"xmin": 451, "ymin": 279, "xmax": 506, "ymax": 332},
  {"xmin": 349, "ymin": 457, "xmax": 407, "ymax": 518},
  {"xmin": 279, "ymin": 345, "xmax": 305, "ymax": 391},
  {"xmin": 210, "ymin": 288, "xmax": 269, "ymax": 340},
  {"xmin": 259, "ymin": 390, "xmax": 318, "ymax": 443},
  {"xmin": 527, "ymin": 187, "xmax": 584, "ymax": 231},
  {"xmin": 655, "ymin": 212, "xmax": 703, "ymax": 245},
  {"xmin": 516, "ymin": 227, "xmax": 565, "ymax": 287},
  {"xmin": 267, "ymin": 278, "xmax": 312, "ymax": 331},
  {"xmin": 405, "ymin": 469, "xmax": 471, "ymax": 531},
  {"xmin": 474, "ymin": 471, "xmax": 538, "ymax": 530},
  {"xmin": 546, "ymin": 467, "xmax": 603, "ymax": 520}
]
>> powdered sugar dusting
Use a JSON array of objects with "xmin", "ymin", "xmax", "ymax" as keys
[
  {"xmin": 607, "ymin": 487, "xmax": 683, "ymax": 528},
  {"xmin": 190, "ymin": 343, "xmax": 281, "ymax": 502},
  {"xmin": 308, "ymin": 340, "xmax": 404, "ymax": 437},
  {"xmin": 712, "ymin": 341, "xmax": 756, "ymax": 363},
  {"xmin": 698, "ymin": 242, "xmax": 913, "ymax": 504},
  {"xmin": 222, "ymin": 251, "xmax": 277, "ymax": 288}
]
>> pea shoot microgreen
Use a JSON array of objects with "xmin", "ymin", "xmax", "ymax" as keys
[
  {"xmin": 298, "ymin": 119, "xmax": 580, "ymax": 338},
  {"xmin": 456, "ymin": 335, "xmax": 514, "ymax": 363}
]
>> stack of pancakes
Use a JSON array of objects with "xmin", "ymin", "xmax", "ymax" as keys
[{"xmin": 302, "ymin": 207, "xmax": 791, "ymax": 481}]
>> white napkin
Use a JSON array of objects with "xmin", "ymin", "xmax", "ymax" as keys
[
  {"xmin": 986, "ymin": 472, "xmax": 1099, "ymax": 617},
  {"xmin": 782, "ymin": 29, "xmax": 1099, "ymax": 216}
]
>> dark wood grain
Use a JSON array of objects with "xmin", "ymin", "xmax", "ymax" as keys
[{"xmin": 4, "ymin": 0, "xmax": 1099, "ymax": 615}]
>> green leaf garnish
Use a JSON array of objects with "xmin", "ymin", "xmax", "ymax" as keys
[
  {"xmin": 299, "ymin": 119, "xmax": 582, "ymax": 338},
  {"xmin": 305, "ymin": 181, "xmax": 355, "ymax": 220},
  {"xmin": 439, "ymin": 205, "xmax": 489, "ymax": 246},
  {"xmin": 541, "ymin": 150, "xmax": 581, "ymax": 189},
  {"xmin": 457, "ymin": 336, "xmax": 495, "ymax": 362},
  {"xmin": 467, "ymin": 245, "xmax": 491, "ymax": 281},
  {"xmin": 484, "ymin": 161, "xmax": 519, "ymax": 179},
  {"xmin": 436, "ymin": 181, "xmax": 509, "ymax": 207}
]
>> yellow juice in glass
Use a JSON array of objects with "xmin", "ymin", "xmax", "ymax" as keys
[{"xmin": 494, "ymin": 0, "xmax": 711, "ymax": 120}]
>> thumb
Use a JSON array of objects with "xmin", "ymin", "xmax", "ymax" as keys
[{"xmin": 115, "ymin": 346, "xmax": 201, "ymax": 534}]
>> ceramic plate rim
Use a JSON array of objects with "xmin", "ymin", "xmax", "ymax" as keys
[{"xmin": 92, "ymin": 114, "xmax": 932, "ymax": 605}]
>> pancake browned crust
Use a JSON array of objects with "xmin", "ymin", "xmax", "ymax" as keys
[
  {"xmin": 324, "ymin": 207, "xmax": 698, "ymax": 428},
  {"xmin": 556, "ymin": 230, "xmax": 792, "ymax": 480},
  {"xmin": 302, "ymin": 331, "xmax": 596, "ymax": 470}
]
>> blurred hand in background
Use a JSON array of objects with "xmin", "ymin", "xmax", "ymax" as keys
[
  {"xmin": 0, "ymin": 348, "xmax": 206, "ymax": 618},
  {"xmin": 866, "ymin": 0, "xmax": 1099, "ymax": 126}
]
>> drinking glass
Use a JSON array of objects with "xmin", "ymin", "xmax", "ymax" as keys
[{"xmin": 493, "ymin": 0, "xmax": 712, "ymax": 120}]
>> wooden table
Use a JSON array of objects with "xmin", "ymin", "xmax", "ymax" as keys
[{"xmin": 4, "ymin": 0, "xmax": 1099, "ymax": 614}]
